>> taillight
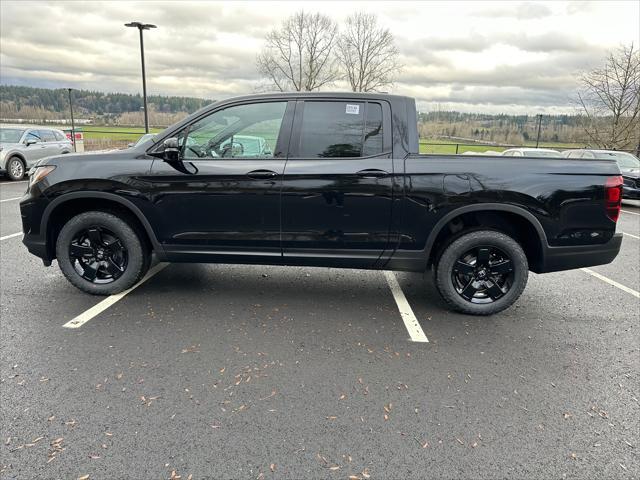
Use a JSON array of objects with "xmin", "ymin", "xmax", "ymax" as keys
[{"xmin": 604, "ymin": 175, "xmax": 623, "ymax": 222}]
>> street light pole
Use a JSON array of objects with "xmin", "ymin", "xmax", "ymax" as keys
[
  {"xmin": 125, "ymin": 21, "xmax": 157, "ymax": 133},
  {"xmin": 67, "ymin": 88, "xmax": 76, "ymax": 152},
  {"xmin": 535, "ymin": 114, "xmax": 543, "ymax": 148}
]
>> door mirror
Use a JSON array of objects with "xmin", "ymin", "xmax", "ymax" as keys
[
  {"xmin": 162, "ymin": 137, "xmax": 180, "ymax": 162},
  {"xmin": 25, "ymin": 138, "xmax": 37, "ymax": 146}
]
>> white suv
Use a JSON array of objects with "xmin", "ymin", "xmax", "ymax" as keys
[{"xmin": 0, "ymin": 126, "xmax": 73, "ymax": 180}]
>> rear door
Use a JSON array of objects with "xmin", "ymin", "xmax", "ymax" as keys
[
  {"xmin": 38, "ymin": 130, "xmax": 60, "ymax": 160},
  {"xmin": 148, "ymin": 100, "xmax": 294, "ymax": 260},
  {"xmin": 281, "ymin": 99, "xmax": 394, "ymax": 268}
]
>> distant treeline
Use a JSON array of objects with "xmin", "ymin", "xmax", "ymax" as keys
[
  {"xmin": 0, "ymin": 85, "xmax": 589, "ymax": 143},
  {"xmin": 0, "ymin": 85, "xmax": 213, "ymax": 126},
  {"xmin": 417, "ymin": 111, "xmax": 588, "ymax": 145}
]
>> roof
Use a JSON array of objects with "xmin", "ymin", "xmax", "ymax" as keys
[{"xmin": 206, "ymin": 91, "xmax": 411, "ymax": 104}]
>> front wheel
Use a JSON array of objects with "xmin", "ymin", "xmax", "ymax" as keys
[
  {"xmin": 435, "ymin": 230, "xmax": 528, "ymax": 315},
  {"xmin": 6, "ymin": 157, "xmax": 26, "ymax": 181},
  {"xmin": 56, "ymin": 211, "xmax": 150, "ymax": 295}
]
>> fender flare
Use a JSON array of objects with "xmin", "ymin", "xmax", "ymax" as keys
[
  {"xmin": 41, "ymin": 191, "xmax": 163, "ymax": 252},
  {"xmin": 423, "ymin": 203, "xmax": 549, "ymax": 262}
]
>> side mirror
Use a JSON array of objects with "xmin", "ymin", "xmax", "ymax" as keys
[
  {"xmin": 162, "ymin": 137, "xmax": 180, "ymax": 162},
  {"xmin": 25, "ymin": 138, "xmax": 36, "ymax": 146}
]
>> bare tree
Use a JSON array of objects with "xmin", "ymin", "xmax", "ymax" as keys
[
  {"xmin": 336, "ymin": 12, "xmax": 402, "ymax": 92},
  {"xmin": 257, "ymin": 11, "xmax": 339, "ymax": 92},
  {"xmin": 577, "ymin": 43, "xmax": 640, "ymax": 151}
]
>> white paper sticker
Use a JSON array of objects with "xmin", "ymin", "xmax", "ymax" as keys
[{"xmin": 345, "ymin": 104, "xmax": 360, "ymax": 115}]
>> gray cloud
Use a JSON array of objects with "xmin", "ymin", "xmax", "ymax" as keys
[{"xmin": 0, "ymin": 1, "xmax": 636, "ymax": 114}]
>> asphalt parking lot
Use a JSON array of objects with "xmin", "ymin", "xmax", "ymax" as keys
[{"xmin": 1, "ymin": 178, "xmax": 638, "ymax": 479}]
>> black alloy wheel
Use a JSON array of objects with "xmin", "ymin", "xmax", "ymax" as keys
[
  {"xmin": 435, "ymin": 230, "xmax": 528, "ymax": 315},
  {"xmin": 451, "ymin": 246, "xmax": 514, "ymax": 304},
  {"xmin": 69, "ymin": 226, "xmax": 128, "ymax": 283}
]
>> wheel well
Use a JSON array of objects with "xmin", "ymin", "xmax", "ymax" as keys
[
  {"xmin": 428, "ymin": 210, "xmax": 543, "ymax": 271},
  {"xmin": 46, "ymin": 198, "xmax": 153, "ymax": 259},
  {"xmin": 7, "ymin": 154, "xmax": 26, "ymax": 165}
]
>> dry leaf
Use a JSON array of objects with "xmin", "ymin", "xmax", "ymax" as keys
[
  {"xmin": 78, "ymin": 476, "xmax": 90, "ymax": 480},
  {"xmin": 270, "ymin": 464, "xmax": 276, "ymax": 472}
]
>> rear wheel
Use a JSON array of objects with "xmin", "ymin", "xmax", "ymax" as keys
[
  {"xmin": 435, "ymin": 230, "xmax": 528, "ymax": 315},
  {"xmin": 7, "ymin": 157, "xmax": 25, "ymax": 181},
  {"xmin": 56, "ymin": 211, "xmax": 150, "ymax": 295}
]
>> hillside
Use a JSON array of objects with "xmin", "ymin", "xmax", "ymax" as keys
[{"xmin": 0, "ymin": 85, "xmax": 213, "ymax": 126}]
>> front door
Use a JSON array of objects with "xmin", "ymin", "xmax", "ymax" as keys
[
  {"xmin": 148, "ymin": 100, "xmax": 293, "ymax": 261},
  {"xmin": 281, "ymin": 99, "xmax": 394, "ymax": 268}
]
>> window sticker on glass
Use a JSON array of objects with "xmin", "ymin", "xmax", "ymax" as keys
[{"xmin": 345, "ymin": 104, "xmax": 360, "ymax": 115}]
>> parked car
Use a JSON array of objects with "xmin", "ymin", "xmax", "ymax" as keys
[
  {"xmin": 20, "ymin": 92, "xmax": 623, "ymax": 315},
  {"xmin": 0, "ymin": 126, "xmax": 73, "ymax": 180},
  {"xmin": 562, "ymin": 149, "xmax": 639, "ymax": 200},
  {"xmin": 501, "ymin": 148, "xmax": 562, "ymax": 158},
  {"xmin": 127, "ymin": 133, "xmax": 157, "ymax": 148}
]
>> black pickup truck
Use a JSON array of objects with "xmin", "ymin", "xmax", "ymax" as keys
[{"xmin": 20, "ymin": 92, "xmax": 624, "ymax": 315}]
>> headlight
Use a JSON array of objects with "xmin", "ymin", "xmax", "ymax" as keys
[{"xmin": 29, "ymin": 165, "xmax": 56, "ymax": 186}]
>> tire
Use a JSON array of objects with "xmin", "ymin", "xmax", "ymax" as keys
[
  {"xmin": 435, "ymin": 230, "xmax": 528, "ymax": 315},
  {"xmin": 6, "ymin": 157, "xmax": 26, "ymax": 181},
  {"xmin": 56, "ymin": 211, "xmax": 150, "ymax": 295}
]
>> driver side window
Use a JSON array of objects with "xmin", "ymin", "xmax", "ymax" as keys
[{"xmin": 180, "ymin": 102, "xmax": 287, "ymax": 160}]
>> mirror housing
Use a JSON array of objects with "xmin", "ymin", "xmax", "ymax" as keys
[
  {"xmin": 162, "ymin": 137, "xmax": 180, "ymax": 162},
  {"xmin": 25, "ymin": 138, "xmax": 37, "ymax": 146}
]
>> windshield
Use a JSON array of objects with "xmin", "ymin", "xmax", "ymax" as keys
[
  {"xmin": 594, "ymin": 151, "xmax": 640, "ymax": 168},
  {"xmin": 0, "ymin": 128, "xmax": 25, "ymax": 143},
  {"xmin": 134, "ymin": 133, "xmax": 156, "ymax": 146}
]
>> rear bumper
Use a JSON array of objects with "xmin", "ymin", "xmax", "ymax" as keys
[{"xmin": 538, "ymin": 233, "xmax": 622, "ymax": 273}]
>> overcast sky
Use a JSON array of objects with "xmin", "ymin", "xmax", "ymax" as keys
[{"xmin": 1, "ymin": 1, "xmax": 638, "ymax": 114}]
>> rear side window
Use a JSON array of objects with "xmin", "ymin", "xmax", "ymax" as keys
[
  {"xmin": 53, "ymin": 131, "xmax": 65, "ymax": 141},
  {"xmin": 299, "ymin": 101, "xmax": 384, "ymax": 158},
  {"xmin": 38, "ymin": 130, "xmax": 56, "ymax": 142}
]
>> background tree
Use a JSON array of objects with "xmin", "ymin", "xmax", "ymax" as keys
[
  {"xmin": 257, "ymin": 11, "xmax": 339, "ymax": 92},
  {"xmin": 336, "ymin": 12, "xmax": 402, "ymax": 92},
  {"xmin": 577, "ymin": 43, "xmax": 640, "ymax": 151}
]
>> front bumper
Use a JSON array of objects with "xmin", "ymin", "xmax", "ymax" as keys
[
  {"xmin": 22, "ymin": 233, "xmax": 50, "ymax": 264},
  {"xmin": 538, "ymin": 233, "xmax": 622, "ymax": 273}
]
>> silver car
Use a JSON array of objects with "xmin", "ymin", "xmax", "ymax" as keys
[
  {"xmin": 0, "ymin": 126, "xmax": 73, "ymax": 180},
  {"xmin": 501, "ymin": 148, "xmax": 563, "ymax": 158}
]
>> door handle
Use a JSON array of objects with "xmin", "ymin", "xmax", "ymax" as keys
[
  {"xmin": 246, "ymin": 169, "xmax": 279, "ymax": 179},
  {"xmin": 356, "ymin": 169, "xmax": 389, "ymax": 178}
]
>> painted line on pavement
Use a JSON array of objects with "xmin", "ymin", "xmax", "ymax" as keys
[
  {"xmin": 0, "ymin": 180, "xmax": 28, "ymax": 185},
  {"xmin": 622, "ymin": 232, "xmax": 639, "ymax": 239},
  {"xmin": 0, "ymin": 197, "xmax": 21, "ymax": 203},
  {"xmin": 63, "ymin": 262, "xmax": 169, "ymax": 329},
  {"xmin": 0, "ymin": 232, "xmax": 21, "ymax": 241},
  {"xmin": 581, "ymin": 268, "xmax": 639, "ymax": 299},
  {"xmin": 384, "ymin": 271, "xmax": 429, "ymax": 343},
  {"xmin": 621, "ymin": 209, "xmax": 639, "ymax": 216}
]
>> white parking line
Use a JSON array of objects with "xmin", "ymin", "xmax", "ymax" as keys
[
  {"xmin": 621, "ymin": 209, "xmax": 639, "ymax": 216},
  {"xmin": 0, "ymin": 197, "xmax": 21, "ymax": 203},
  {"xmin": 63, "ymin": 262, "xmax": 169, "ymax": 329},
  {"xmin": 0, "ymin": 180, "xmax": 28, "ymax": 185},
  {"xmin": 0, "ymin": 232, "xmax": 21, "ymax": 241},
  {"xmin": 581, "ymin": 268, "xmax": 639, "ymax": 299},
  {"xmin": 384, "ymin": 271, "xmax": 429, "ymax": 343},
  {"xmin": 623, "ymin": 232, "xmax": 639, "ymax": 239}
]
